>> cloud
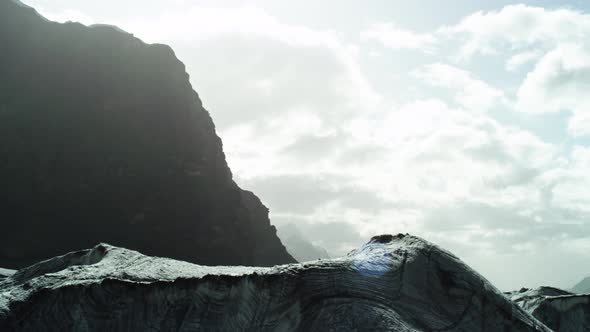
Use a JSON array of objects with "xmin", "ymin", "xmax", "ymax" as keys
[
  {"xmin": 281, "ymin": 134, "xmax": 343, "ymax": 160},
  {"xmin": 25, "ymin": 6, "xmax": 95, "ymax": 25},
  {"xmin": 516, "ymin": 44, "xmax": 590, "ymax": 136},
  {"xmin": 243, "ymin": 173, "xmax": 394, "ymax": 215},
  {"xmin": 112, "ymin": 7, "xmax": 381, "ymax": 130},
  {"xmin": 412, "ymin": 63, "xmax": 506, "ymax": 111},
  {"xmin": 439, "ymin": 4, "xmax": 590, "ymax": 60},
  {"xmin": 506, "ymin": 50, "xmax": 543, "ymax": 71},
  {"xmin": 433, "ymin": 4, "xmax": 590, "ymax": 136},
  {"xmin": 548, "ymin": 145, "xmax": 590, "ymax": 213},
  {"xmin": 361, "ymin": 23, "xmax": 436, "ymax": 53}
]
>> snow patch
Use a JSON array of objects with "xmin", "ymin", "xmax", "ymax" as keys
[{"xmin": 0, "ymin": 268, "xmax": 15, "ymax": 278}]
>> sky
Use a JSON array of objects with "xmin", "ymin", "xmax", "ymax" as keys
[{"xmin": 22, "ymin": 0, "xmax": 590, "ymax": 291}]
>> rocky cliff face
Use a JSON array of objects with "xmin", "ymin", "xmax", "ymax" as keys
[
  {"xmin": 0, "ymin": 234, "xmax": 550, "ymax": 331},
  {"xmin": 508, "ymin": 287, "xmax": 590, "ymax": 332},
  {"xmin": 0, "ymin": 0, "xmax": 294, "ymax": 268}
]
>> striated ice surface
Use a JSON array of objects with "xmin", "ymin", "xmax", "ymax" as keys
[
  {"xmin": 0, "ymin": 234, "xmax": 551, "ymax": 331},
  {"xmin": 508, "ymin": 287, "xmax": 590, "ymax": 332},
  {"xmin": 0, "ymin": 269, "xmax": 15, "ymax": 279}
]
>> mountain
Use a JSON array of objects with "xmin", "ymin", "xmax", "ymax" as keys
[
  {"xmin": 0, "ymin": 234, "xmax": 550, "ymax": 331},
  {"xmin": 0, "ymin": 0, "xmax": 294, "ymax": 268},
  {"xmin": 507, "ymin": 287, "xmax": 590, "ymax": 331},
  {"xmin": 571, "ymin": 276, "xmax": 590, "ymax": 294},
  {"xmin": 276, "ymin": 223, "xmax": 330, "ymax": 262}
]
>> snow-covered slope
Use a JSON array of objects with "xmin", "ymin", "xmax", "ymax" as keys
[
  {"xmin": 0, "ymin": 268, "xmax": 15, "ymax": 279},
  {"xmin": 508, "ymin": 287, "xmax": 590, "ymax": 331},
  {"xmin": 0, "ymin": 234, "xmax": 549, "ymax": 331}
]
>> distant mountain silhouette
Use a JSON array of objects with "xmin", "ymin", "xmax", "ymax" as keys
[
  {"xmin": 0, "ymin": 0, "xmax": 295, "ymax": 268},
  {"xmin": 277, "ymin": 223, "xmax": 330, "ymax": 262},
  {"xmin": 571, "ymin": 276, "xmax": 590, "ymax": 294}
]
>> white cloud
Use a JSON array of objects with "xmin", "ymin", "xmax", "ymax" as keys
[
  {"xmin": 572, "ymin": 145, "xmax": 590, "ymax": 166},
  {"xmin": 362, "ymin": 22, "xmax": 436, "ymax": 53},
  {"xmin": 569, "ymin": 112, "xmax": 590, "ymax": 137},
  {"xmin": 506, "ymin": 50, "xmax": 543, "ymax": 71},
  {"xmin": 516, "ymin": 44, "xmax": 590, "ymax": 136},
  {"xmin": 435, "ymin": 5, "xmax": 590, "ymax": 136},
  {"xmin": 112, "ymin": 6, "xmax": 381, "ymax": 128},
  {"xmin": 25, "ymin": 5, "xmax": 95, "ymax": 25},
  {"xmin": 412, "ymin": 63, "xmax": 506, "ymax": 111},
  {"xmin": 548, "ymin": 146, "xmax": 590, "ymax": 213},
  {"xmin": 440, "ymin": 4, "xmax": 590, "ymax": 60}
]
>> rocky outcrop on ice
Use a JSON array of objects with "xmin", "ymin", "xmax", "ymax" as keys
[
  {"xmin": 0, "ymin": 0, "xmax": 294, "ymax": 268},
  {"xmin": 508, "ymin": 287, "xmax": 590, "ymax": 331},
  {"xmin": 0, "ymin": 234, "xmax": 550, "ymax": 331}
]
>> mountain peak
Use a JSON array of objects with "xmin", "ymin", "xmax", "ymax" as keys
[{"xmin": 0, "ymin": 0, "xmax": 294, "ymax": 268}]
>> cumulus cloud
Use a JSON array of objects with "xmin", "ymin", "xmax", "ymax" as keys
[
  {"xmin": 361, "ymin": 23, "xmax": 436, "ymax": 53},
  {"xmin": 412, "ymin": 63, "xmax": 507, "ymax": 111},
  {"xmin": 549, "ymin": 145, "xmax": 590, "ymax": 213},
  {"xmin": 113, "ymin": 7, "xmax": 381, "ymax": 129},
  {"xmin": 516, "ymin": 44, "xmax": 590, "ymax": 136},
  {"xmin": 439, "ymin": 4, "xmax": 590, "ymax": 60},
  {"xmin": 431, "ymin": 4, "xmax": 590, "ymax": 136},
  {"xmin": 506, "ymin": 50, "xmax": 543, "ymax": 71}
]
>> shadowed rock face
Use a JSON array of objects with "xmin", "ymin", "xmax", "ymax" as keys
[
  {"xmin": 0, "ymin": 0, "xmax": 294, "ymax": 268},
  {"xmin": 0, "ymin": 234, "xmax": 550, "ymax": 331},
  {"xmin": 508, "ymin": 287, "xmax": 590, "ymax": 332}
]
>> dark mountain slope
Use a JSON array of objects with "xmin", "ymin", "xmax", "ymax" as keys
[{"xmin": 0, "ymin": 0, "xmax": 294, "ymax": 268}]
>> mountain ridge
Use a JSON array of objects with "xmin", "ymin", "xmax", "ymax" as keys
[{"xmin": 0, "ymin": 0, "xmax": 294, "ymax": 268}]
